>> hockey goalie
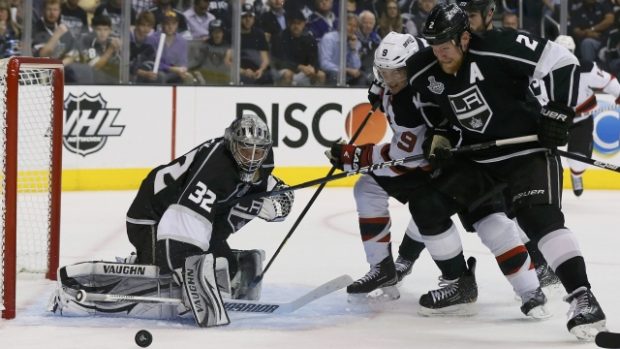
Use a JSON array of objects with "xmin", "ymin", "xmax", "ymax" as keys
[{"xmin": 48, "ymin": 115, "xmax": 295, "ymax": 327}]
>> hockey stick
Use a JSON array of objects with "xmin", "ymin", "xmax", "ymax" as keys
[
  {"xmin": 234, "ymin": 134, "xmax": 540, "ymax": 204},
  {"xmin": 249, "ymin": 102, "xmax": 382, "ymax": 287},
  {"xmin": 76, "ymin": 274, "xmax": 353, "ymax": 315},
  {"xmin": 555, "ymin": 149, "xmax": 620, "ymax": 173},
  {"xmin": 596, "ymin": 331, "xmax": 620, "ymax": 349}
]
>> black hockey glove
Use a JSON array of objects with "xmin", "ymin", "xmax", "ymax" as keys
[
  {"xmin": 537, "ymin": 101, "xmax": 575, "ymax": 148},
  {"xmin": 422, "ymin": 130, "xmax": 454, "ymax": 170},
  {"xmin": 367, "ymin": 79, "xmax": 385, "ymax": 110}
]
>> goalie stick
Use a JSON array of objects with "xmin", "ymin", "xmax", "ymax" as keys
[
  {"xmin": 75, "ymin": 274, "xmax": 353, "ymax": 315},
  {"xmin": 596, "ymin": 331, "xmax": 620, "ymax": 349}
]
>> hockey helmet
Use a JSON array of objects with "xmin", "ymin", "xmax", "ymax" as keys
[
  {"xmin": 457, "ymin": 0, "xmax": 496, "ymax": 15},
  {"xmin": 374, "ymin": 32, "xmax": 420, "ymax": 86},
  {"xmin": 554, "ymin": 35, "xmax": 576, "ymax": 53},
  {"xmin": 374, "ymin": 32, "xmax": 421, "ymax": 70},
  {"xmin": 423, "ymin": 3, "xmax": 470, "ymax": 46},
  {"xmin": 224, "ymin": 115, "xmax": 272, "ymax": 183}
]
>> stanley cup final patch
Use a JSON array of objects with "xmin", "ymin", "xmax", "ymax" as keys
[
  {"xmin": 427, "ymin": 76, "xmax": 444, "ymax": 94},
  {"xmin": 447, "ymin": 85, "xmax": 493, "ymax": 133}
]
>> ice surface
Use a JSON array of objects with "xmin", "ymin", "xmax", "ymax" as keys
[{"xmin": 1, "ymin": 187, "xmax": 618, "ymax": 349}]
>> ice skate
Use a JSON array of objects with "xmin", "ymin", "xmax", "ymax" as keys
[
  {"xmin": 395, "ymin": 255, "xmax": 414, "ymax": 283},
  {"xmin": 347, "ymin": 256, "xmax": 399, "ymax": 304},
  {"xmin": 564, "ymin": 286, "xmax": 607, "ymax": 341},
  {"xmin": 536, "ymin": 263, "xmax": 563, "ymax": 296},
  {"xmin": 571, "ymin": 174, "xmax": 584, "ymax": 197},
  {"xmin": 418, "ymin": 257, "xmax": 478, "ymax": 316},
  {"xmin": 520, "ymin": 287, "xmax": 552, "ymax": 320}
]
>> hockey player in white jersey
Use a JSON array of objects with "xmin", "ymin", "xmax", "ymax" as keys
[
  {"xmin": 48, "ymin": 115, "xmax": 295, "ymax": 327},
  {"xmin": 328, "ymin": 32, "xmax": 548, "ymax": 319},
  {"xmin": 544, "ymin": 35, "xmax": 620, "ymax": 196}
]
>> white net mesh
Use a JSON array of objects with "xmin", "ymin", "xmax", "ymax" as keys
[{"xmin": 0, "ymin": 59, "xmax": 58, "ymax": 315}]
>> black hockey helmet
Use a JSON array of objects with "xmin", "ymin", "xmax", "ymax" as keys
[
  {"xmin": 457, "ymin": 0, "xmax": 496, "ymax": 15},
  {"xmin": 422, "ymin": 3, "xmax": 470, "ymax": 46}
]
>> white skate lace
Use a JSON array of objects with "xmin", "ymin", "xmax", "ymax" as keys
[
  {"xmin": 354, "ymin": 265, "xmax": 381, "ymax": 285},
  {"xmin": 564, "ymin": 287, "xmax": 591, "ymax": 318},
  {"xmin": 395, "ymin": 257, "xmax": 413, "ymax": 272},
  {"xmin": 430, "ymin": 277, "xmax": 459, "ymax": 303}
]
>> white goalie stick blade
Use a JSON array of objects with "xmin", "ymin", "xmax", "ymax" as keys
[{"xmin": 76, "ymin": 274, "xmax": 353, "ymax": 315}]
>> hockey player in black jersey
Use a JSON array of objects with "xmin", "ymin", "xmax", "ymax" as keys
[
  {"xmin": 329, "ymin": 32, "xmax": 547, "ymax": 318},
  {"xmin": 407, "ymin": 3, "xmax": 606, "ymax": 339},
  {"xmin": 48, "ymin": 115, "xmax": 295, "ymax": 327},
  {"xmin": 457, "ymin": 0, "xmax": 563, "ymax": 293}
]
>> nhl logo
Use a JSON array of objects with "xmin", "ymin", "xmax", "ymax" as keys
[
  {"xmin": 63, "ymin": 93, "xmax": 125, "ymax": 156},
  {"xmin": 427, "ymin": 76, "xmax": 444, "ymax": 94}
]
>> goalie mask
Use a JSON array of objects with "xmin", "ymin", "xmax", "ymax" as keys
[
  {"xmin": 225, "ymin": 115, "xmax": 272, "ymax": 183},
  {"xmin": 374, "ymin": 32, "xmax": 421, "ymax": 93}
]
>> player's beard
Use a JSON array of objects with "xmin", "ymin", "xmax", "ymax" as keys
[{"xmin": 439, "ymin": 53, "xmax": 464, "ymax": 75}]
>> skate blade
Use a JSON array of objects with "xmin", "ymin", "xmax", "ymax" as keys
[
  {"xmin": 347, "ymin": 286, "xmax": 400, "ymax": 304},
  {"xmin": 570, "ymin": 320, "xmax": 607, "ymax": 341},
  {"xmin": 418, "ymin": 303, "xmax": 477, "ymax": 317},
  {"xmin": 526, "ymin": 305, "xmax": 552, "ymax": 320}
]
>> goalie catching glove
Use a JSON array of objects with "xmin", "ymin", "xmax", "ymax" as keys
[
  {"xmin": 258, "ymin": 176, "xmax": 294, "ymax": 222},
  {"xmin": 537, "ymin": 100, "xmax": 574, "ymax": 148},
  {"xmin": 326, "ymin": 141, "xmax": 374, "ymax": 172}
]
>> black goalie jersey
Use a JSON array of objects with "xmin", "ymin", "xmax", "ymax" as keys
[
  {"xmin": 127, "ymin": 137, "xmax": 274, "ymax": 246},
  {"xmin": 407, "ymin": 29, "xmax": 580, "ymax": 162}
]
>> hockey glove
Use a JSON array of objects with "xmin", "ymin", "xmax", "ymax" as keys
[
  {"xmin": 422, "ymin": 130, "xmax": 454, "ymax": 170},
  {"xmin": 538, "ymin": 100, "xmax": 575, "ymax": 148},
  {"xmin": 367, "ymin": 79, "xmax": 385, "ymax": 110},
  {"xmin": 327, "ymin": 142, "xmax": 374, "ymax": 171}
]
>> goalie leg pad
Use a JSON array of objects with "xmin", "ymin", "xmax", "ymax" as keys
[
  {"xmin": 49, "ymin": 261, "xmax": 183, "ymax": 320},
  {"xmin": 183, "ymin": 254, "xmax": 230, "ymax": 327},
  {"xmin": 231, "ymin": 249, "xmax": 265, "ymax": 300}
]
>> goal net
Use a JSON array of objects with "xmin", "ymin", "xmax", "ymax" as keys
[{"xmin": 0, "ymin": 57, "xmax": 64, "ymax": 319}]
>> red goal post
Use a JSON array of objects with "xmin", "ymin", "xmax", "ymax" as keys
[{"xmin": 0, "ymin": 57, "xmax": 64, "ymax": 319}]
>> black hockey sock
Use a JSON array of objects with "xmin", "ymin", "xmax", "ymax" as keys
[
  {"xmin": 525, "ymin": 240, "xmax": 547, "ymax": 268},
  {"xmin": 554, "ymin": 256, "xmax": 591, "ymax": 293},
  {"xmin": 398, "ymin": 235, "xmax": 425, "ymax": 262},
  {"xmin": 434, "ymin": 252, "xmax": 467, "ymax": 281}
]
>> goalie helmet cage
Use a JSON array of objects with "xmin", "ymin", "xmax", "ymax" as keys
[{"xmin": 0, "ymin": 57, "xmax": 64, "ymax": 319}]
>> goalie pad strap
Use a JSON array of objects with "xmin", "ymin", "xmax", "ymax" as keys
[{"xmin": 183, "ymin": 254, "xmax": 230, "ymax": 327}]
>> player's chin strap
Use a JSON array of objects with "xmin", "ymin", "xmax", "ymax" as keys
[{"xmin": 182, "ymin": 254, "xmax": 230, "ymax": 327}]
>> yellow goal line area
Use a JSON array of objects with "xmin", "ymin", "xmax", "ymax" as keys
[{"xmin": 56, "ymin": 167, "xmax": 620, "ymax": 191}]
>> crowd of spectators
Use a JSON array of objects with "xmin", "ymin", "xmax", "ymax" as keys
[{"xmin": 3, "ymin": 0, "xmax": 620, "ymax": 86}]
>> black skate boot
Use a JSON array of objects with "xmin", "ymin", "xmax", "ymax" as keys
[
  {"xmin": 395, "ymin": 255, "xmax": 414, "ymax": 283},
  {"xmin": 418, "ymin": 257, "xmax": 478, "ymax": 316},
  {"xmin": 347, "ymin": 255, "xmax": 399, "ymax": 303},
  {"xmin": 520, "ymin": 287, "xmax": 551, "ymax": 320},
  {"xmin": 571, "ymin": 175, "xmax": 584, "ymax": 197},
  {"xmin": 536, "ymin": 263, "xmax": 563, "ymax": 290},
  {"xmin": 564, "ymin": 286, "xmax": 607, "ymax": 340}
]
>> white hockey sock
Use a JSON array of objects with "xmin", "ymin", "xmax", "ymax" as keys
[
  {"xmin": 421, "ymin": 223, "xmax": 463, "ymax": 261},
  {"xmin": 538, "ymin": 228, "xmax": 583, "ymax": 271}
]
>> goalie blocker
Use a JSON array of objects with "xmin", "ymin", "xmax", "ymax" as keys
[{"xmin": 48, "ymin": 249, "xmax": 265, "ymax": 327}]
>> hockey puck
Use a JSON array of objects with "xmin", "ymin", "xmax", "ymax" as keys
[{"xmin": 135, "ymin": 329, "xmax": 153, "ymax": 348}]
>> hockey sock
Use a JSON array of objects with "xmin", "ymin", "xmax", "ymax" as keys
[
  {"xmin": 398, "ymin": 218, "xmax": 426, "ymax": 261},
  {"xmin": 359, "ymin": 216, "xmax": 391, "ymax": 265},
  {"xmin": 475, "ymin": 213, "xmax": 538, "ymax": 296},
  {"xmin": 398, "ymin": 235, "xmax": 425, "ymax": 262},
  {"xmin": 538, "ymin": 228, "xmax": 590, "ymax": 293},
  {"xmin": 421, "ymin": 224, "xmax": 466, "ymax": 280},
  {"xmin": 525, "ymin": 240, "xmax": 547, "ymax": 268}
]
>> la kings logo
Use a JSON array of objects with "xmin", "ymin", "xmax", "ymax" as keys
[
  {"xmin": 447, "ymin": 85, "xmax": 493, "ymax": 133},
  {"xmin": 64, "ymin": 93, "xmax": 125, "ymax": 156}
]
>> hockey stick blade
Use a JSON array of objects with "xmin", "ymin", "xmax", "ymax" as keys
[
  {"xmin": 596, "ymin": 331, "xmax": 620, "ymax": 349},
  {"xmin": 76, "ymin": 274, "xmax": 353, "ymax": 315},
  {"xmin": 225, "ymin": 274, "xmax": 353, "ymax": 314}
]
